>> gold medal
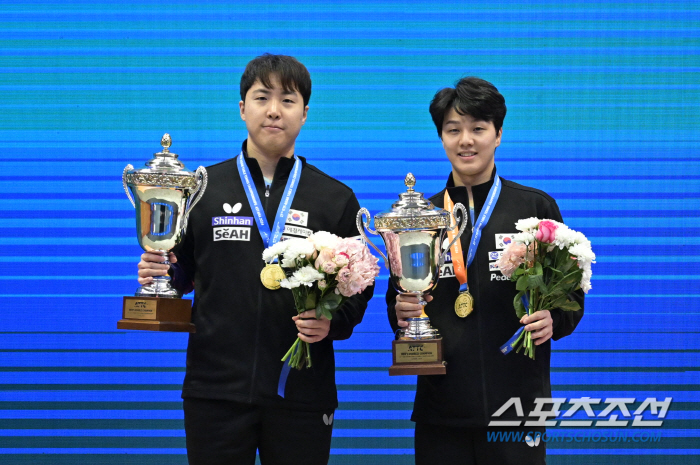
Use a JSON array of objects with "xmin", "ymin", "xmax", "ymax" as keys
[
  {"xmin": 260, "ymin": 264, "xmax": 286, "ymax": 290},
  {"xmin": 455, "ymin": 291, "xmax": 474, "ymax": 318}
]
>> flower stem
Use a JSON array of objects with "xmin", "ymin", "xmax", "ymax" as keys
[{"xmin": 282, "ymin": 338, "xmax": 300, "ymax": 363}]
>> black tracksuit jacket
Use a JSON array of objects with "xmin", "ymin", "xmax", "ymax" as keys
[
  {"xmin": 173, "ymin": 145, "xmax": 373, "ymax": 411},
  {"xmin": 387, "ymin": 170, "xmax": 584, "ymax": 427}
]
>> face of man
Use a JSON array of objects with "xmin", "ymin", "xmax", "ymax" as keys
[
  {"xmin": 441, "ymin": 108, "xmax": 502, "ymax": 186},
  {"xmin": 239, "ymin": 75, "xmax": 308, "ymax": 159}
]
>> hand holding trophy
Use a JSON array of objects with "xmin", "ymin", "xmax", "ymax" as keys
[
  {"xmin": 119, "ymin": 134, "xmax": 207, "ymax": 332},
  {"xmin": 358, "ymin": 173, "xmax": 467, "ymax": 375}
]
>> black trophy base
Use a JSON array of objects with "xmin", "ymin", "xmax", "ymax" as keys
[
  {"xmin": 389, "ymin": 338, "xmax": 446, "ymax": 376},
  {"xmin": 119, "ymin": 296, "xmax": 195, "ymax": 333}
]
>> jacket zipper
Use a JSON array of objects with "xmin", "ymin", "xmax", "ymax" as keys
[
  {"xmin": 250, "ymin": 178, "xmax": 271, "ymax": 401},
  {"xmin": 469, "ymin": 193, "xmax": 490, "ymax": 425}
]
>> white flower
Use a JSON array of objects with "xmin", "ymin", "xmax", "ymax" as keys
[
  {"xmin": 567, "ymin": 242, "xmax": 595, "ymax": 294},
  {"xmin": 552, "ymin": 225, "xmax": 575, "ymax": 250},
  {"xmin": 515, "ymin": 217, "xmax": 541, "ymax": 232},
  {"xmin": 309, "ymin": 231, "xmax": 341, "ymax": 251},
  {"xmin": 571, "ymin": 231, "xmax": 590, "ymax": 246},
  {"xmin": 279, "ymin": 276, "xmax": 301, "ymax": 289},
  {"xmin": 513, "ymin": 231, "xmax": 535, "ymax": 244},
  {"xmin": 280, "ymin": 238, "xmax": 316, "ymax": 264},
  {"xmin": 262, "ymin": 241, "xmax": 289, "ymax": 263},
  {"xmin": 568, "ymin": 242, "xmax": 596, "ymax": 267},
  {"xmin": 292, "ymin": 266, "xmax": 325, "ymax": 286},
  {"xmin": 281, "ymin": 256, "xmax": 298, "ymax": 268}
]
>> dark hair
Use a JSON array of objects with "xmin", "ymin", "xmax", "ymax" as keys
[
  {"xmin": 240, "ymin": 53, "xmax": 312, "ymax": 106},
  {"xmin": 429, "ymin": 77, "xmax": 506, "ymax": 138}
]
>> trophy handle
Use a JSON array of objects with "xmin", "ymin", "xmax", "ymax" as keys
[
  {"xmin": 182, "ymin": 166, "xmax": 208, "ymax": 232},
  {"xmin": 123, "ymin": 164, "xmax": 135, "ymax": 208},
  {"xmin": 440, "ymin": 202, "xmax": 468, "ymax": 265},
  {"xmin": 356, "ymin": 208, "xmax": 389, "ymax": 268}
]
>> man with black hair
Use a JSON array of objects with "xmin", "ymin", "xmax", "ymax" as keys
[
  {"xmin": 387, "ymin": 77, "xmax": 584, "ymax": 465},
  {"xmin": 139, "ymin": 53, "xmax": 372, "ymax": 465}
]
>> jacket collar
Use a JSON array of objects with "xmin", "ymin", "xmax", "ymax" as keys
[
  {"xmin": 240, "ymin": 139, "xmax": 306, "ymax": 183},
  {"xmin": 445, "ymin": 166, "xmax": 498, "ymax": 210}
]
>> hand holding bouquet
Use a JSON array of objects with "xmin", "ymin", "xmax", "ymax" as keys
[
  {"xmin": 262, "ymin": 232, "xmax": 380, "ymax": 369},
  {"xmin": 496, "ymin": 218, "xmax": 595, "ymax": 359}
]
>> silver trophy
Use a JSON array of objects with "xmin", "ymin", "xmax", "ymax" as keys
[
  {"xmin": 119, "ymin": 134, "xmax": 207, "ymax": 332},
  {"xmin": 357, "ymin": 173, "xmax": 467, "ymax": 375}
]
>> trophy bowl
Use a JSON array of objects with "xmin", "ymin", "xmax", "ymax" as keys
[
  {"xmin": 119, "ymin": 134, "xmax": 207, "ymax": 332},
  {"xmin": 357, "ymin": 173, "xmax": 467, "ymax": 375}
]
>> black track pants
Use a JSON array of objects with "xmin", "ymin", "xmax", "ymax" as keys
[{"xmin": 184, "ymin": 397, "xmax": 335, "ymax": 465}]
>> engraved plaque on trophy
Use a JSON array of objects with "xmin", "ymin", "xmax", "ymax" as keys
[
  {"xmin": 357, "ymin": 174, "xmax": 467, "ymax": 375},
  {"xmin": 120, "ymin": 134, "xmax": 207, "ymax": 332}
]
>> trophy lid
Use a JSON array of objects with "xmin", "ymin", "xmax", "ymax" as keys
[
  {"xmin": 373, "ymin": 173, "xmax": 451, "ymax": 231},
  {"xmin": 124, "ymin": 134, "xmax": 198, "ymax": 188}
]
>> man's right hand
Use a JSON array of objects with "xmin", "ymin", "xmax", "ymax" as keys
[
  {"xmin": 394, "ymin": 293, "xmax": 433, "ymax": 328},
  {"xmin": 137, "ymin": 251, "xmax": 177, "ymax": 285}
]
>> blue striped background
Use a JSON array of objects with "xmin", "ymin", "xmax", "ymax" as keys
[{"xmin": 0, "ymin": 0, "xmax": 698, "ymax": 463}]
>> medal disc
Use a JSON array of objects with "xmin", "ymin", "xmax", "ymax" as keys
[
  {"xmin": 455, "ymin": 291, "xmax": 474, "ymax": 318},
  {"xmin": 260, "ymin": 264, "xmax": 285, "ymax": 290}
]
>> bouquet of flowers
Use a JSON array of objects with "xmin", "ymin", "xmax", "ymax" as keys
[
  {"xmin": 262, "ymin": 231, "xmax": 380, "ymax": 369},
  {"xmin": 496, "ymin": 218, "xmax": 595, "ymax": 359}
]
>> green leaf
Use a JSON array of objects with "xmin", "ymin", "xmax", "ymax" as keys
[
  {"xmin": 514, "ymin": 291, "xmax": 527, "ymax": 319},
  {"xmin": 516, "ymin": 275, "xmax": 529, "ymax": 291},
  {"xmin": 559, "ymin": 253, "xmax": 576, "ymax": 274},
  {"xmin": 319, "ymin": 292, "xmax": 342, "ymax": 314},
  {"xmin": 533, "ymin": 262, "xmax": 543, "ymax": 276},
  {"xmin": 322, "ymin": 307, "xmax": 333, "ymax": 321},
  {"xmin": 558, "ymin": 300, "xmax": 582, "ymax": 311},
  {"xmin": 559, "ymin": 269, "xmax": 582, "ymax": 289},
  {"xmin": 544, "ymin": 254, "xmax": 553, "ymax": 267},
  {"xmin": 549, "ymin": 294, "xmax": 568, "ymax": 309},
  {"xmin": 547, "ymin": 287, "xmax": 566, "ymax": 299},
  {"xmin": 550, "ymin": 267, "xmax": 564, "ymax": 279},
  {"xmin": 528, "ymin": 274, "xmax": 545, "ymax": 292},
  {"xmin": 514, "ymin": 267, "xmax": 526, "ymax": 277},
  {"xmin": 305, "ymin": 292, "xmax": 317, "ymax": 310}
]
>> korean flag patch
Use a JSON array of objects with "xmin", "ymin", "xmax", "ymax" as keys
[{"xmin": 495, "ymin": 233, "xmax": 515, "ymax": 250}]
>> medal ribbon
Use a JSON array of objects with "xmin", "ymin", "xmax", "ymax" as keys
[
  {"xmin": 238, "ymin": 153, "xmax": 303, "ymax": 399},
  {"xmin": 444, "ymin": 172, "xmax": 502, "ymax": 293},
  {"xmin": 444, "ymin": 192, "xmax": 468, "ymax": 292},
  {"xmin": 501, "ymin": 294, "xmax": 530, "ymax": 354},
  {"xmin": 237, "ymin": 152, "xmax": 302, "ymax": 248}
]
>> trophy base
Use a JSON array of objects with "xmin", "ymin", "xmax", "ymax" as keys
[
  {"xmin": 136, "ymin": 278, "xmax": 180, "ymax": 298},
  {"xmin": 389, "ymin": 338, "xmax": 446, "ymax": 376},
  {"xmin": 119, "ymin": 296, "xmax": 195, "ymax": 333}
]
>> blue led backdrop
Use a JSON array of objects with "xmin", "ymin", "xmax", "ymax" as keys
[{"xmin": 0, "ymin": 1, "xmax": 698, "ymax": 464}]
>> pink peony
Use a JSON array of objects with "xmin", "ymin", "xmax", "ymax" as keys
[
  {"xmin": 535, "ymin": 220, "xmax": 558, "ymax": 243},
  {"xmin": 334, "ymin": 238, "xmax": 365, "ymax": 260},
  {"xmin": 496, "ymin": 242, "xmax": 529, "ymax": 278},
  {"xmin": 334, "ymin": 252, "xmax": 349, "ymax": 267},
  {"xmin": 337, "ymin": 270, "xmax": 365, "ymax": 296},
  {"xmin": 334, "ymin": 242, "xmax": 380, "ymax": 297},
  {"xmin": 315, "ymin": 248, "xmax": 337, "ymax": 273}
]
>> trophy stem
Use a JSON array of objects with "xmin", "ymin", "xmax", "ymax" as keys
[
  {"xmin": 399, "ymin": 296, "xmax": 440, "ymax": 340},
  {"xmin": 135, "ymin": 252, "xmax": 180, "ymax": 298}
]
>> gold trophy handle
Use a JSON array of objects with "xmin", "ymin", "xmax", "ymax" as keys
[
  {"xmin": 439, "ymin": 202, "xmax": 468, "ymax": 266},
  {"xmin": 123, "ymin": 164, "xmax": 135, "ymax": 208},
  {"xmin": 182, "ymin": 166, "xmax": 208, "ymax": 232},
  {"xmin": 356, "ymin": 208, "xmax": 389, "ymax": 268}
]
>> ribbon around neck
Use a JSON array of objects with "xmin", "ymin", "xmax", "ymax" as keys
[
  {"xmin": 443, "ymin": 173, "xmax": 502, "ymax": 294},
  {"xmin": 237, "ymin": 152, "xmax": 302, "ymax": 248}
]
